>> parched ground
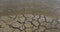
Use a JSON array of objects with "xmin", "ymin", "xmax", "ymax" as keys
[
  {"xmin": 0, "ymin": 14, "xmax": 60, "ymax": 32},
  {"xmin": 0, "ymin": 0, "xmax": 60, "ymax": 32}
]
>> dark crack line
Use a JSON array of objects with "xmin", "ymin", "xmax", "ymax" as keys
[
  {"xmin": 17, "ymin": 20, "xmax": 25, "ymax": 24},
  {"xmin": 30, "ymin": 22, "xmax": 38, "ymax": 27},
  {"xmin": 8, "ymin": 24, "xmax": 23, "ymax": 31}
]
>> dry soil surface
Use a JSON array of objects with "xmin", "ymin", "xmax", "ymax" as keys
[{"xmin": 0, "ymin": 14, "xmax": 60, "ymax": 32}]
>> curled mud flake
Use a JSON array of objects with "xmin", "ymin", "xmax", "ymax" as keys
[
  {"xmin": 8, "ymin": 24, "xmax": 22, "ymax": 31},
  {"xmin": 25, "ymin": 28, "xmax": 32, "ymax": 32},
  {"xmin": 45, "ymin": 23, "xmax": 52, "ymax": 28},
  {"xmin": 33, "ymin": 15, "xmax": 40, "ymax": 20},
  {"xmin": 24, "ymin": 22, "xmax": 33, "ymax": 28},
  {"xmin": 39, "ymin": 16, "xmax": 46, "ymax": 23},
  {"xmin": 26, "ymin": 18, "xmax": 33, "ymax": 22},
  {"xmin": 31, "ymin": 20, "xmax": 39, "ymax": 27},
  {"xmin": 51, "ymin": 20, "xmax": 58, "ymax": 28},
  {"xmin": 17, "ymin": 17, "xmax": 25, "ymax": 23},
  {"xmin": 0, "ymin": 16, "xmax": 14, "ymax": 23},
  {"xmin": 56, "ymin": 24, "xmax": 60, "ymax": 29},
  {"xmin": 39, "ymin": 26, "xmax": 46, "ymax": 32},
  {"xmin": 45, "ymin": 30, "xmax": 51, "ymax": 32},
  {"xmin": 32, "ymin": 26, "xmax": 38, "ymax": 31},
  {"xmin": 8, "ymin": 15, "xmax": 17, "ymax": 20},
  {"xmin": 57, "ymin": 19, "xmax": 60, "ymax": 24},
  {"xmin": 24, "ymin": 14, "xmax": 34, "ymax": 18},
  {"xmin": 10, "ymin": 22, "xmax": 23, "ymax": 28},
  {"xmin": 19, "ymin": 25, "xmax": 25, "ymax": 31},
  {"xmin": 13, "ymin": 29, "xmax": 20, "ymax": 32},
  {"xmin": 17, "ymin": 15, "xmax": 23, "ymax": 18},
  {"xmin": 45, "ymin": 16, "xmax": 53, "ymax": 23}
]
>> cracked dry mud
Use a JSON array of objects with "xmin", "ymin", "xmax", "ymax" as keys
[{"xmin": 0, "ymin": 14, "xmax": 60, "ymax": 32}]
